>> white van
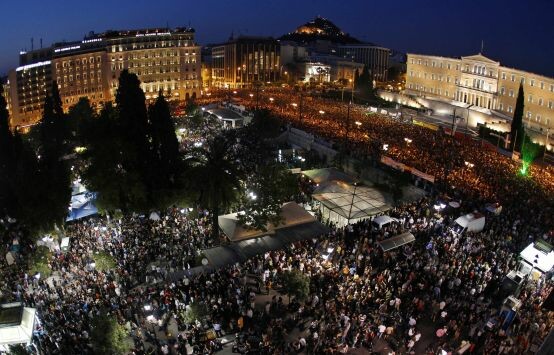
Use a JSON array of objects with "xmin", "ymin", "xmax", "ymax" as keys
[
  {"xmin": 372, "ymin": 215, "xmax": 399, "ymax": 230},
  {"xmin": 450, "ymin": 213, "xmax": 485, "ymax": 235}
]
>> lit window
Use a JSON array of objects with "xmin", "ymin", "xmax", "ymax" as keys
[
  {"xmin": 502, "ymin": 72, "xmax": 506, "ymax": 80},
  {"xmin": 539, "ymin": 98, "xmax": 543, "ymax": 106},
  {"xmin": 511, "ymin": 74, "xmax": 515, "ymax": 82},
  {"xmin": 530, "ymin": 79, "xmax": 535, "ymax": 87},
  {"xmin": 508, "ymin": 106, "xmax": 513, "ymax": 113}
]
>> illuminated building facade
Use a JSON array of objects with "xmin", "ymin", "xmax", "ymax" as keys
[
  {"xmin": 7, "ymin": 27, "xmax": 201, "ymax": 128},
  {"xmin": 406, "ymin": 53, "xmax": 554, "ymax": 136},
  {"xmin": 212, "ymin": 36, "xmax": 280, "ymax": 88}
]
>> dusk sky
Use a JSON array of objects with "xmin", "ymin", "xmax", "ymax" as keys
[{"xmin": 2, "ymin": 0, "xmax": 553, "ymax": 77}]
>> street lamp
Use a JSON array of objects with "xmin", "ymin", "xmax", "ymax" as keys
[
  {"xmin": 269, "ymin": 97, "xmax": 274, "ymax": 103},
  {"xmin": 319, "ymin": 110, "xmax": 325, "ymax": 114},
  {"xmin": 404, "ymin": 138, "xmax": 412, "ymax": 144},
  {"xmin": 291, "ymin": 103, "xmax": 298, "ymax": 107},
  {"xmin": 355, "ymin": 121, "xmax": 362, "ymax": 127}
]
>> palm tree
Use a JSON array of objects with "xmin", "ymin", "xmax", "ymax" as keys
[{"xmin": 186, "ymin": 134, "xmax": 244, "ymax": 239}]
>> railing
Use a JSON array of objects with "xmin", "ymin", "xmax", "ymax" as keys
[{"xmin": 460, "ymin": 69, "xmax": 498, "ymax": 79}]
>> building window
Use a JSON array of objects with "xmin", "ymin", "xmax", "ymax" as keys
[
  {"xmin": 549, "ymin": 101, "xmax": 553, "ymax": 109},
  {"xmin": 540, "ymin": 82, "xmax": 544, "ymax": 89},
  {"xmin": 528, "ymin": 95, "xmax": 533, "ymax": 103},
  {"xmin": 508, "ymin": 106, "xmax": 513, "ymax": 113},
  {"xmin": 536, "ymin": 115, "xmax": 541, "ymax": 123},
  {"xmin": 502, "ymin": 72, "xmax": 506, "ymax": 80},
  {"xmin": 511, "ymin": 74, "xmax": 515, "ymax": 82},
  {"xmin": 499, "ymin": 103, "xmax": 504, "ymax": 110},
  {"xmin": 521, "ymin": 77, "xmax": 525, "ymax": 84},
  {"xmin": 500, "ymin": 87, "xmax": 505, "ymax": 95},
  {"xmin": 456, "ymin": 64, "xmax": 460, "ymax": 71},
  {"xmin": 527, "ymin": 111, "xmax": 532, "ymax": 119},
  {"xmin": 432, "ymin": 61, "xmax": 435, "ymax": 67},
  {"xmin": 530, "ymin": 79, "xmax": 535, "ymax": 87},
  {"xmin": 539, "ymin": 98, "xmax": 543, "ymax": 106},
  {"xmin": 447, "ymin": 63, "xmax": 451, "ymax": 70},
  {"xmin": 509, "ymin": 90, "xmax": 514, "ymax": 97}
]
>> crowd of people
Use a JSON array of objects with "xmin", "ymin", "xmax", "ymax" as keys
[{"xmin": 0, "ymin": 87, "xmax": 553, "ymax": 354}]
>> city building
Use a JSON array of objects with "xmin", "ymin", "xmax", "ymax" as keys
[
  {"xmin": 6, "ymin": 27, "xmax": 201, "ymax": 128},
  {"xmin": 404, "ymin": 52, "xmax": 554, "ymax": 141},
  {"xmin": 336, "ymin": 44, "xmax": 390, "ymax": 82},
  {"xmin": 211, "ymin": 36, "xmax": 281, "ymax": 88}
]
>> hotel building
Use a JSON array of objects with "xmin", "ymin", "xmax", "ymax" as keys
[
  {"xmin": 211, "ymin": 36, "xmax": 281, "ymax": 88},
  {"xmin": 405, "ymin": 53, "xmax": 554, "ymax": 138},
  {"xmin": 6, "ymin": 27, "xmax": 201, "ymax": 128}
]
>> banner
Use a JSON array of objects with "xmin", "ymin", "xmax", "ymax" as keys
[
  {"xmin": 381, "ymin": 156, "xmax": 435, "ymax": 183},
  {"xmin": 413, "ymin": 119, "xmax": 439, "ymax": 131}
]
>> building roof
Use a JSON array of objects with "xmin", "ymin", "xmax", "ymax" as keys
[
  {"xmin": 218, "ymin": 202, "xmax": 317, "ymax": 242},
  {"xmin": 378, "ymin": 232, "xmax": 416, "ymax": 252},
  {"xmin": 207, "ymin": 108, "xmax": 244, "ymax": 120},
  {"xmin": 461, "ymin": 53, "xmax": 500, "ymax": 64},
  {"xmin": 204, "ymin": 220, "xmax": 329, "ymax": 268}
]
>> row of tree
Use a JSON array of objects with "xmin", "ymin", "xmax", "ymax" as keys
[{"xmin": 1, "ymin": 70, "xmax": 297, "ymax": 243}]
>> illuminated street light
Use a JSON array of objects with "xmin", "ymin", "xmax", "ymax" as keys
[
  {"xmin": 404, "ymin": 138, "xmax": 412, "ymax": 144},
  {"xmin": 291, "ymin": 103, "xmax": 298, "ymax": 107},
  {"xmin": 383, "ymin": 144, "xmax": 389, "ymax": 151},
  {"xmin": 355, "ymin": 121, "xmax": 362, "ymax": 126},
  {"xmin": 249, "ymin": 93, "xmax": 254, "ymax": 98},
  {"xmin": 319, "ymin": 110, "xmax": 325, "ymax": 114},
  {"xmin": 233, "ymin": 91, "xmax": 237, "ymax": 94},
  {"xmin": 464, "ymin": 161, "xmax": 474, "ymax": 168},
  {"xmin": 269, "ymin": 97, "xmax": 274, "ymax": 102}
]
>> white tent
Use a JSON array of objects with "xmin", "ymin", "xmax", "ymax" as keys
[
  {"xmin": 149, "ymin": 212, "xmax": 161, "ymax": 221},
  {"xmin": 313, "ymin": 181, "xmax": 392, "ymax": 227},
  {"xmin": 0, "ymin": 303, "xmax": 36, "ymax": 350},
  {"xmin": 519, "ymin": 240, "xmax": 554, "ymax": 274}
]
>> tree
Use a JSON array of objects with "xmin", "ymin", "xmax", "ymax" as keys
[
  {"xmin": 83, "ymin": 71, "xmax": 153, "ymax": 213},
  {"xmin": 148, "ymin": 91, "xmax": 182, "ymax": 209},
  {"xmin": 280, "ymin": 269, "xmax": 310, "ymax": 302},
  {"xmin": 90, "ymin": 313, "xmax": 130, "ymax": 355},
  {"xmin": 249, "ymin": 109, "xmax": 282, "ymax": 139},
  {"xmin": 69, "ymin": 97, "xmax": 95, "ymax": 145},
  {"xmin": 186, "ymin": 134, "xmax": 243, "ymax": 239},
  {"xmin": 356, "ymin": 66, "xmax": 374, "ymax": 99},
  {"xmin": 353, "ymin": 69, "xmax": 360, "ymax": 91},
  {"xmin": 37, "ymin": 85, "xmax": 72, "ymax": 230},
  {"xmin": 510, "ymin": 83, "xmax": 525, "ymax": 152},
  {"xmin": 238, "ymin": 164, "xmax": 297, "ymax": 231},
  {"xmin": 184, "ymin": 302, "xmax": 209, "ymax": 324},
  {"xmin": 0, "ymin": 83, "xmax": 15, "ymax": 219},
  {"xmin": 92, "ymin": 251, "xmax": 117, "ymax": 272}
]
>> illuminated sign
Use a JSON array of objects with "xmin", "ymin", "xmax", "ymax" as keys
[
  {"xmin": 82, "ymin": 38, "xmax": 103, "ymax": 44},
  {"xmin": 16, "ymin": 61, "xmax": 51, "ymax": 71},
  {"xmin": 54, "ymin": 45, "xmax": 81, "ymax": 53}
]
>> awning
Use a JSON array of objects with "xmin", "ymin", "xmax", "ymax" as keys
[{"xmin": 378, "ymin": 232, "xmax": 415, "ymax": 252}]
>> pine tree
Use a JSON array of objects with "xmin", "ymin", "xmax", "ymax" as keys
[
  {"xmin": 148, "ymin": 91, "xmax": 181, "ymax": 208},
  {"xmin": 37, "ymin": 87, "xmax": 72, "ymax": 230},
  {"xmin": 511, "ymin": 83, "xmax": 525, "ymax": 151}
]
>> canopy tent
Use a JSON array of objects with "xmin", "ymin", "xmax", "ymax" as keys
[
  {"xmin": 66, "ymin": 192, "xmax": 98, "ymax": 222},
  {"xmin": 302, "ymin": 168, "xmax": 355, "ymax": 185},
  {"xmin": 218, "ymin": 202, "xmax": 316, "ymax": 242},
  {"xmin": 0, "ymin": 303, "xmax": 36, "ymax": 351},
  {"xmin": 519, "ymin": 240, "xmax": 554, "ymax": 274},
  {"xmin": 378, "ymin": 232, "xmax": 416, "ymax": 252},
  {"xmin": 149, "ymin": 212, "xmax": 161, "ymax": 221},
  {"xmin": 313, "ymin": 181, "xmax": 392, "ymax": 227}
]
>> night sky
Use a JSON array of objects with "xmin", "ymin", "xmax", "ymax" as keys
[{"xmin": 1, "ymin": 0, "xmax": 553, "ymax": 77}]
